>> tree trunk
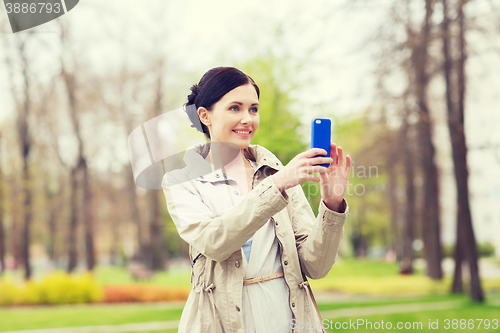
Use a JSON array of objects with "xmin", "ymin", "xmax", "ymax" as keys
[
  {"xmin": 67, "ymin": 164, "xmax": 79, "ymax": 273},
  {"xmin": 442, "ymin": 0, "xmax": 463, "ymax": 294},
  {"xmin": 82, "ymin": 159, "xmax": 96, "ymax": 271},
  {"xmin": 387, "ymin": 149, "xmax": 401, "ymax": 260},
  {"xmin": 149, "ymin": 190, "xmax": 166, "ymax": 270},
  {"xmin": 18, "ymin": 40, "xmax": 33, "ymax": 280},
  {"xmin": 60, "ymin": 20, "xmax": 96, "ymax": 272},
  {"xmin": 443, "ymin": 0, "xmax": 483, "ymax": 301},
  {"xmin": 10, "ymin": 179, "xmax": 22, "ymax": 269},
  {"xmin": 44, "ymin": 182, "xmax": 57, "ymax": 262},
  {"xmin": 401, "ymin": 106, "xmax": 416, "ymax": 274},
  {"xmin": 127, "ymin": 166, "xmax": 143, "ymax": 259},
  {"xmin": 411, "ymin": 0, "xmax": 443, "ymax": 280},
  {"xmin": 148, "ymin": 59, "xmax": 168, "ymax": 270},
  {"xmin": 451, "ymin": 227, "xmax": 464, "ymax": 292}
]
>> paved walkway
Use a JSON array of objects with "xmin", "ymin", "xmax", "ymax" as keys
[{"xmin": 6, "ymin": 299, "xmax": 499, "ymax": 333}]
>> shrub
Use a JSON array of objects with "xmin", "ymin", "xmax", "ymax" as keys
[
  {"xmin": 102, "ymin": 284, "xmax": 190, "ymax": 303},
  {"xmin": 442, "ymin": 242, "xmax": 496, "ymax": 258},
  {"xmin": 0, "ymin": 271, "xmax": 103, "ymax": 306}
]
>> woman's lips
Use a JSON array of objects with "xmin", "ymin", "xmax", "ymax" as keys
[{"xmin": 232, "ymin": 130, "xmax": 251, "ymax": 137}]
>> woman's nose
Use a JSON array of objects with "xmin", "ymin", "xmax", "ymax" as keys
[{"xmin": 241, "ymin": 110, "xmax": 252, "ymax": 124}]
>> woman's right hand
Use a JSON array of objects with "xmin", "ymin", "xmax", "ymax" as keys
[{"xmin": 271, "ymin": 148, "xmax": 333, "ymax": 191}]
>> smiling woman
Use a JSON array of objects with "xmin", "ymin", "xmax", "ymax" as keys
[{"xmin": 162, "ymin": 66, "xmax": 351, "ymax": 333}]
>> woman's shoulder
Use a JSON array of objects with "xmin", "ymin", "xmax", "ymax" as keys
[
  {"xmin": 249, "ymin": 144, "xmax": 283, "ymax": 166},
  {"xmin": 161, "ymin": 167, "xmax": 194, "ymax": 190}
]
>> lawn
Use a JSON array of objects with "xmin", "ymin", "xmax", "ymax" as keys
[
  {"xmin": 321, "ymin": 296, "xmax": 500, "ymax": 333},
  {"xmin": 0, "ymin": 302, "xmax": 183, "ymax": 332},
  {"xmin": 0, "ymin": 294, "xmax": 499, "ymax": 332},
  {"xmin": 1, "ymin": 258, "xmax": 499, "ymax": 332}
]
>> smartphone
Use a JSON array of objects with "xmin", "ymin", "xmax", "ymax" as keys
[{"xmin": 311, "ymin": 118, "xmax": 331, "ymax": 167}]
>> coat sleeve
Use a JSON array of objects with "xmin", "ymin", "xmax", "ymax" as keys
[
  {"xmin": 162, "ymin": 172, "xmax": 289, "ymax": 262},
  {"xmin": 290, "ymin": 184, "xmax": 349, "ymax": 279}
]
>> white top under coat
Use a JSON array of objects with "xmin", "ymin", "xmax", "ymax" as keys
[{"xmin": 237, "ymin": 159, "xmax": 293, "ymax": 333}]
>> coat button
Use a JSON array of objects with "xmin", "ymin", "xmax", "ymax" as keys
[
  {"xmin": 235, "ymin": 261, "xmax": 240, "ymax": 268},
  {"xmin": 215, "ymin": 174, "xmax": 220, "ymax": 178},
  {"xmin": 236, "ymin": 306, "xmax": 240, "ymax": 312},
  {"xmin": 292, "ymin": 303, "xmax": 295, "ymax": 307},
  {"xmin": 200, "ymin": 175, "xmax": 203, "ymax": 179},
  {"xmin": 276, "ymin": 162, "xmax": 278, "ymax": 166},
  {"xmin": 284, "ymin": 261, "xmax": 288, "ymax": 265},
  {"xmin": 234, "ymin": 191, "xmax": 238, "ymax": 195},
  {"xmin": 275, "ymin": 220, "xmax": 278, "ymax": 226}
]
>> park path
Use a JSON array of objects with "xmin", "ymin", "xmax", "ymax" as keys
[{"xmin": 5, "ymin": 298, "xmax": 498, "ymax": 333}]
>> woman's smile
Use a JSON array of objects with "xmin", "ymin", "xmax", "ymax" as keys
[{"xmin": 232, "ymin": 128, "xmax": 252, "ymax": 137}]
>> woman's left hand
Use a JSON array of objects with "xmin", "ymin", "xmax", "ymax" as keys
[{"xmin": 319, "ymin": 143, "xmax": 351, "ymax": 212}]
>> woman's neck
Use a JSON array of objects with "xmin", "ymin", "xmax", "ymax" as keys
[{"xmin": 205, "ymin": 147, "xmax": 251, "ymax": 169}]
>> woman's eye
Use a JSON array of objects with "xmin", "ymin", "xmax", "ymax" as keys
[
  {"xmin": 230, "ymin": 106, "xmax": 238, "ymax": 111},
  {"xmin": 251, "ymin": 107, "xmax": 259, "ymax": 113}
]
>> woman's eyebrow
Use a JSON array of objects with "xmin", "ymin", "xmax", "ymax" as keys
[{"xmin": 227, "ymin": 101, "xmax": 259, "ymax": 106}]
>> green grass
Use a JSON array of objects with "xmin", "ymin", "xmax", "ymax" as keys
[
  {"xmin": 0, "ymin": 303, "xmax": 183, "ymax": 332},
  {"xmin": 316, "ymin": 293, "xmax": 467, "ymax": 311},
  {"xmin": 1, "ymin": 294, "xmax": 499, "ymax": 332},
  {"xmin": 322, "ymin": 298, "xmax": 500, "ymax": 332},
  {"xmin": 327, "ymin": 258, "xmax": 405, "ymax": 277},
  {"xmin": 307, "ymin": 258, "xmax": 500, "ymax": 296}
]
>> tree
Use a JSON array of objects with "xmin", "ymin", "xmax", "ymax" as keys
[
  {"xmin": 147, "ymin": 57, "xmax": 168, "ymax": 271},
  {"xmin": 408, "ymin": 0, "xmax": 443, "ymax": 280},
  {"xmin": 59, "ymin": 21, "xmax": 96, "ymax": 272},
  {"xmin": 1, "ymin": 32, "xmax": 36, "ymax": 279},
  {"xmin": 238, "ymin": 51, "xmax": 307, "ymax": 164},
  {"xmin": 442, "ymin": 0, "xmax": 483, "ymax": 302},
  {"xmin": 400, "ymin": 98, "xmax": 417, "ymax": 274}
]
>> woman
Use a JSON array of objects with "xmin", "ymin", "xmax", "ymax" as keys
[{"xmin": 162, "ymin": 67, "xmax": 351, "ymax": 333}]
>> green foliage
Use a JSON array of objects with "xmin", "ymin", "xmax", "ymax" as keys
[
  {"xmin": 442, "ymin": 242, "xmax": 496, "ymax": 258},
  {"xmin": 330, "ymin": 112, "xmax": 394, "ymax": 253},
  {"xmin": 444, "ymin": 243, "xmax": 495, "ymax": 259},
  {"xmin": 477, "ymin": 243, "xmax": 496, "ymax": 257},
  {"xmin": 237, "ymin": 52, "xmax": 307, "ymax": 164},
  {"xmin": 0, "ymin": 272, "xmax": 103, "ymax": 306}
]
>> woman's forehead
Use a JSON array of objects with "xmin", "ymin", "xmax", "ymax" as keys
[{"xmin": 220, "ymin": 84, "xmax": 259, "ymax": 105}]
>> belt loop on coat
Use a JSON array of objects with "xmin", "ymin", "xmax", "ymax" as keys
[{"xmin": 204, "ymin": 283, "xmax": 217, "ymax": 329}]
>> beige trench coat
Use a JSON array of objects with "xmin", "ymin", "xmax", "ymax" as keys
[{"xmin": 162, "ymin": 143, "xmax": 349, "ymax": 333}]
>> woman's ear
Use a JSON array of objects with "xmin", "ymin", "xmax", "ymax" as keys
[{"xmin": 197, "ymin": 107, "xmax": 211, "ymax": 126}]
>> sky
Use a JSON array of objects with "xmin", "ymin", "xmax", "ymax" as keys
[{"xmin": 0, "ymin": 0, "xmax": 499, "ymax": 249}]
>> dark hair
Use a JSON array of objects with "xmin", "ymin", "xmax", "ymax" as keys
[{"xmin": 185, "ymin": 67, "xmax": 260, "ymax": 140}]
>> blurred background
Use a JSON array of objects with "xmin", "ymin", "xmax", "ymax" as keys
[{"xmin": 0, "ymin": 0, "xmax": 499, "ymax": 332}]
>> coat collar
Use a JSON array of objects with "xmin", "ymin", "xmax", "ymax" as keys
[{"xmin": 182, "ymin": 142, "xmax": 283, "ymax": 183}]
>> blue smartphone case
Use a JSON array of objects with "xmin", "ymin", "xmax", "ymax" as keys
[{"xmin": 311, "ymin": 118, "xmax": 331, "ymax": 167}]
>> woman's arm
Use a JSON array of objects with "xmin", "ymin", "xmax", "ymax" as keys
[
  {"xmin": 289, "ymin": 184, "xmax": 349, "ymax": 280},
  {"xmin": 162, "ymin": 172, "xmax": 289, "ymax": 262},
  {"xmin": 272, "ymin": 143, "xmax": 350, "ymax": 279}
]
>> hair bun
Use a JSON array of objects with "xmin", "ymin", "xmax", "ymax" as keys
[{"xmin": 187, "ymin": 84, "xmax": 199, "ymax": 105}]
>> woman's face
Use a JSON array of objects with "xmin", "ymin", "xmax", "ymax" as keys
[{"xmin": 198, "ymin": 83, "xmax": 260, "ymax": 149}]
